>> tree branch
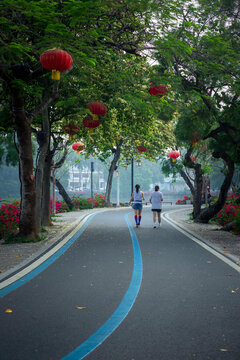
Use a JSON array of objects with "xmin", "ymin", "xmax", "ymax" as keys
[{"xmin": 28, "ymin": 83, "xmax": 60, "ymax": 122}]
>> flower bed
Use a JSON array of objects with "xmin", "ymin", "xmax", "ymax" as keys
[
  {"xmin": 0, "ymin": 194, "xmax": 106, "ymax": 238},
  {"xmin": 214, "ymin": 193, "xmax": 240, "ymax": 235},
  {"xmin": 0, "ymin": 200, "xmax": 20, "ymax": 238},
  {"xmin": 71, "ymin": 193, "xmax": 105, "ymax": 210},
  {"xmin": 50, "ymin": 198, "xmax": 69, "ymax": 213},
  {"xmin": 176, "ymin": 196, "xmax": 192, "ymax": 205}
]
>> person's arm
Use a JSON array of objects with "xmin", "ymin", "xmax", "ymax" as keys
[
  {"xmin": 129, "ymin": 193, "xmax": 134, "ymax": 205},
  {"xmin": 142, "ymin": 192, "xmax": 145, "ymax": 201},
  {"xmin": 161, "ymin": 193, "xmax": 163, "ymax": 201}
]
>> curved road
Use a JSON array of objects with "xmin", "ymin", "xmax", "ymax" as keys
[{"xmin": 0, "ymin": 207, "xmax": 240, "ymax": 360}]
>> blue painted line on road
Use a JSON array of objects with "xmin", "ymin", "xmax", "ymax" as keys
[
  {"xmin": 61, "ymin": 211, "xmax": 143, "ymax": 360},
  {"xmin": 0, "ymin": 213, "xmax": 98, "ymax": 299}
]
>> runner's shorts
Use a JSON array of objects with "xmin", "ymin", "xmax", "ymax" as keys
[{"xmin": 152, "ymin": 209, "xmax": 162, "ymax": 212}]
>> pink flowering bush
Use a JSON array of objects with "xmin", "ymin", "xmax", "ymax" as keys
[
  {"xmin": 214, "ymin": 193, "xmax": 240, "ymax": 235},
  {"xmin": 85, "ymin": 193, "xmax": 105, "ymax": 208},
  {"xmin": 51, "ymin": 194, "xmax": 106, "ymax": 213},
  {"xmin": 176, "ymin": 199, "xmax": 186, "ymax": 205},
  {"xmin": 71, "ymin": 195, "xmax": 92, "ymax": 210},
  {"xmin": 0, "ymin": 200, "xmax": 20, "ymax": 238},
  {"xmin": 0, "ymin": 194, "xmax": 106, "ymax": 238},
  {"xmin": 50, "ymin": 198, "xmax": 70, "ymax": 214},
  {"xmin": 176, "ymin": 196, "xmax": 192, "ymax": 205}
]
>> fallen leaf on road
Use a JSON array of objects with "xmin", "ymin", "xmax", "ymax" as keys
[
  {"xmin": 82, "ymin": 265, "xmax": 87, "ymax": 268},
  {"xmin": 226, "ymin": 273, "xmax": 232, "ymax": 276},
  {"xmin": 5, "ymin": 309, "xmax": 13, "ymax": 313},
  {"xmin": 231, "ymin": 290, "xmax": 236, "ymax": 293},
  {"xmin": 16, "ymin": 256, "xmax": 19, "ymax": 258},
  {"xmin": 147, "ymin": 252, "xmax": 151, "ymax": 255},
  {"xmin": 223, "ymin": 251, "xmax": 228, "ymax": 254},
  {"xmin": 220, "ymin": 349, "xmax": 228, "ymax": 352},
  {"xmin": 75, "ymin": 306, "xmax": 87, "ymax": 310}
]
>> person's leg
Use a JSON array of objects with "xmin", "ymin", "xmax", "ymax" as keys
[
  {"xmin": 134, "ymin": 209, "xmax": 138, "ymax": 225},
  {"xmin": 153, "ymin": 211, "xmax": 157, "ymax": 227},
  {"xmin": 158, "ymin": 211, "xmax": 161, "ymax": 226},
  {"xmin": 138, "ymin": 208, "xmax": 142, "ymax": 225}
]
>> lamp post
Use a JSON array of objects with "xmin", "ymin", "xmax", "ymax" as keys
[
  {"xmin": 116, "ymin": 169, "xmax": 120, "ymax": 207},
  {"xmin": 91, "ymin": 162, "xmax": 94, "ymax": 209},
  {"xmin": 52, "ymin": 166, "xmax": 56, "ymax": 215},
  {"xmin": 131, "ymin": 157, "xmax": 134, "ymax": 195}
]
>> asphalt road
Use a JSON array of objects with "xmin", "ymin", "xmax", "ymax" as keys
[{"xmin": 0, "ymin": 207, "xmax": 240, "ymax": 360}]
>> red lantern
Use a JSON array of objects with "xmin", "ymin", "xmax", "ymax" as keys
[
  {"xmin": 64, "ymin": 124, "xmax": 80, "ymax": 139},
  {"xmin": 137, "ymin": 146, "xmax": 147, "ymax": 152},
  {"xmin": 190, "ymin": 155, "xmax": 196, "ymax": 162},
  {"xmin": 40, "ymin": 49, "xmax": 73, "ymax": 80},
  {"xmin": 72, "ymin": 141, "xmax": 84, "ymax": 154},
  {"xmin": 168, "ymin": 150, "xmax": 180, "ymax": 162},
  {"xmin": 86, "ymin": 101, "xmax": 107, "ymax": 121},
  {"xmin": 82, "ymin": 115, "xmax": 100, "ymax": 133},
  {"xmin": 149, "ymin": 85, "xmax": 168, "ymax": 98},
  {"xmin": 189, "ymin": 131, "xmax": 201, "ymax": 146}
]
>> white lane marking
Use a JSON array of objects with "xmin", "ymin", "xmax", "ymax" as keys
[
  {"xmin": 0, "ymin": 213, "xmax": 94, "ymax": 289},
  {"xmin": 162, "ymin": 211, "xmax": 240, "ymax": 274}
]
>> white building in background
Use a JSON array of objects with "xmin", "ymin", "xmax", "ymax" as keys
[{"xmin": 68, "ymin": 165, "xmax": 106, "ymax": 192}]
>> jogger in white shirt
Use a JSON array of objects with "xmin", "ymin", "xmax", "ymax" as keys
[{"xmin": 149, "ymin": 185, "xmax": 163, "ymax": 228}]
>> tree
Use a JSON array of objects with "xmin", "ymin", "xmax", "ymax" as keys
[
  {"xmin": 78, "ymin": 53, "xmax": 174, "ymax": 205},
  {"xmin": 152, "ymin": 0, "xmax": 240, "ymax": 222},
  {"xmin": 0, "ymin": 0, "xmax": 161, "ymax": 237}
]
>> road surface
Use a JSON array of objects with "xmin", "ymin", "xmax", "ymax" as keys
[{"xmin": 0, "ymin": 207, "xmax": 240, "ymax": 360}]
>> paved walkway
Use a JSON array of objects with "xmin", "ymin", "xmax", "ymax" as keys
[
  {"xmin": 167, "ymin": 207, "xmax": 240, "ymax": 264},
  {"xmin": 0, "ymin": 209, "xmax": 100, "ymax": 279},
  {"xmin": 0, "ymin": 206, "xmax": 239, "ymax": 280}
]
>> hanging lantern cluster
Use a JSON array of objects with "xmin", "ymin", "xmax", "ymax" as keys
[
  {"xmin": 72, "ymin": 141, "xmax": 84, "ymax": 154},
  {"xmin": 64, "ymin": 124, "xmax": 80, "ymax": 139},
  {"xmin": 86, "ymin": 101, "xmax": 107, "ymax": 121},
  {"xmin": 83, "ymin": 101, "xmax": 107, "ymax": 133},
  {"xmin": 82, "ymin": 115, "xmax": 100, "ymax": 133},
  {"xmin": 137, "ymin": 146, "xmax": 147, "ymax": 153},
  {"xmin": 40, "ymin": 49, "xmax": 73, "ymax": 80},
  {"xmin": 149, "ymin": 85, "xmax": 168, "ymax": 98},
  {"xmin": 168, "ymin": 150, "xmax": 180, "ymax": 162},
  {"xmin": 189, "ymin": 131, "xmax": 201, "ymax": 147}
]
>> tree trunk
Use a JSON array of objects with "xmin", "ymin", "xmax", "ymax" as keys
[
  {"xmin": 193, "ymin": 163, "xmax": 203, "ymax": 219},
  {"xmin": 51, "ymin": 177, "xmax": 74, "ymax": 210},
  {"xmin": 180, "ymin": 169, "xmax": 194, "ymax": 195},
  {"xmin": 195, "ymin": 159, "xmax": 234, "ymax": 223},
  {"xmin": 104, "ymin": 141, "xmax": 123, "ymax": 207},
  {"xmin": 12, "ymin": 90, "xmax": 37, "ymax": 240},
  {"xmin": 42, "ymin": 151, "xmax": 53, "ymax": 227},
  {"xmin": 35, "ymin": 106, "xmax": 49, "ymax": 234},
  {"xmin": 42, "ymin": 141, "xmax": 69, "ymax": 226},
  {"xmin": 180, "ymin": 164, "xmax": 203, "ymax": 219}
]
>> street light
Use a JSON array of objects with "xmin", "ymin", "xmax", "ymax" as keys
[
  {"xmin": 116, "ymin": 169, "xmax": 120, "ymax": 207},
  {"xmin": 91, "ymin": 162, "xmax": 94, "ymax": 208},
  {"xmin": 131, "ymin": 157, "xmax": 134, "ymax": 195}
]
